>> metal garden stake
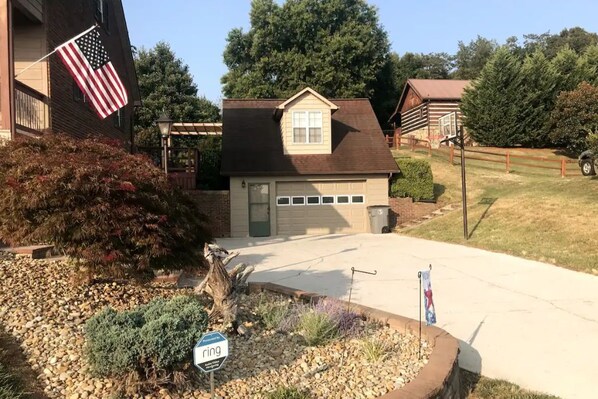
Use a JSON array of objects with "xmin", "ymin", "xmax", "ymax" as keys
[{"xmin": 347, "ymin": 267, "xmax": 377, "ymax": 311}]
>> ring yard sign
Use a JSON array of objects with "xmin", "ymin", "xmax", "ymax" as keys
[{"xmin": 193, "ymin": 331, "xmax": 229, "ymax": 373}]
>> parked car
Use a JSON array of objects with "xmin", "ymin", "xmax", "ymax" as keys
[{"xmin": 579, "ymin": 150, "xmax": 596, "ymax": 176}]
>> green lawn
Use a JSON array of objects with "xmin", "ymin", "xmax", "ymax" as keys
[
  {"xmin": 461, "ymin": 369, "xmax": 561, "ymax": 399},
  {"xmin": 393, "ymin": 148, "xmax": 598, "ymax": 274}
]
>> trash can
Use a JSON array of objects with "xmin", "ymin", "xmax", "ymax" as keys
[{"xmin": 367, "ymin": 205, "xmax": 391, "ymax": 234}]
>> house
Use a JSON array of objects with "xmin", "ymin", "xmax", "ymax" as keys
[
  {"xmin": 221, "ymin": 87, "xmax": 399, "ymax": 237},
  {"xmin": 389, "ymin": 79, "xmax": 470, "ymax": 147},
  {"xmin": 0, "ymin": 0, "xmax": 140, "ymax": 146}
]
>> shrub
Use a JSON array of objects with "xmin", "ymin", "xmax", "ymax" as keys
[
  {"xmin": 390, "ymin": 159, "xmax": 434, "ymax": 201},
  {"xmin": 0, "ymin": 361, "xmax": 24, "ymax": 399},
  {"xmin": 549, "ymin": 82, "xmax": 598, "ymax": 153},
  {"xmin": 587, "ymin": 133, "xmax": 598, "ymax": 154},
  {"xmin": 298, "ymin": 310, "xmax": 339, "ymax": 346},
  {"xmin": 360, "ymin": 336, "xmax": 390, "ymax": 363},
  {"xmin": 254, "ymin": 294, "xmax": 290, "ymax": 331},
  {"xmin": 313, "ymin": 299, "xmax": 362, "ymax": 337},
  {"xmin": 85, "ymin": 295, "xmax": 208, "ymax": 379},
  {"xmin": 0, "ymin": 135, "xmax": 212, "ymax": 274},
  {"xmin": 265, "ymin": 386, "xmax": 311, "ymax": 399}
]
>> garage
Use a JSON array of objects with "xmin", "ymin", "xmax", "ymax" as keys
[{"xmin": 275, "ymin": 180, "xmax": 367, "ymax": 235}]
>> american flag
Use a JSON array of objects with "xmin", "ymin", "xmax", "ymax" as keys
[{"xmin": 57, "ymin": 27, "xmax": 128, "ymax": 119}]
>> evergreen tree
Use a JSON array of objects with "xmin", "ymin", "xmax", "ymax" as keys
[
  {"xmin": 519, "ymin": 50, "xmax": 559, "ymax": 147},
  {"xmin": 583, "ymin": 45, "xmax": 598, "ymax": 85},
  {"xmin": 134, "ymin": 42, "xmax": 220, "ymax": 147},
  {"xmin": 550, "ymin": 46, "xmax": 593, "ymax": 93},
  {"xmin": 452, "ymin": 35, "xmax": 498, "ymax": 79},
  {"xmin": 221, "ymin": 0, "xmax": 391, "ymax": 122},
  {"xmin": 461, "ymin": 47, "xmax": 525, "ymax": 146}
]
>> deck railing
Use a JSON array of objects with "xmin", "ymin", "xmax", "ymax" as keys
[
  {"xmin": 14, "ymin": 80, "xmax": 49, "ymax": 134},
  {"xmin": 136, "ymin": 146, "xmax": 200, "ymax": 189}
]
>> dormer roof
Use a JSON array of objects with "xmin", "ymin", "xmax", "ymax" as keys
[{"xmin": 273, "ymin": 87, "xmax": 339, "ymax": 120}]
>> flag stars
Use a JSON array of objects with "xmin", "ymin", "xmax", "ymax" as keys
[{"xmin": 75, "ymin": 30, "xmax": 109, "ymax": 70}]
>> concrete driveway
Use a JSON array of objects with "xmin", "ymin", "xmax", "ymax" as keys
[{"xmin": 218, "ymin": 233, "xmax": 598, "ymax": 399}]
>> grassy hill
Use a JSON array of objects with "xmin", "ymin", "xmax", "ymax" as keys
[{"xmin": 393, "ymin": 148, "xmax": 598, "ymax": 274}]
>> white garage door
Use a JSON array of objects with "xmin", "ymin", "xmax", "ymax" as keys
[{"xmin": 276, "ymin": 180, "xmax": 367, "ymax": 235}]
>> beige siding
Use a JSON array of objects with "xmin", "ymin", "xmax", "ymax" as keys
[
  {"xmin": 13, "ymin": 23, "xmax": 47, "ymax": 95},
  {"xmin": 13, "ymin": 0, "xmax": 43, "ymax": 22},
  {"xmin": 229, "ymin": 175, "xmax": 389, "ymax": 237},
  {"xmin": 281, "ymin": 92, "xmax": 332, "ymax": 155}
]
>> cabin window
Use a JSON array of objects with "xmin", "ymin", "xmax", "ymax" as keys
[{"xmin": 293, "ymin": 111, "xmax": 322, "ymax": 144}]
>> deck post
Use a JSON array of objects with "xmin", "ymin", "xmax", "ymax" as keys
[
  {"xmin": 561, "ymin": 159, "xmax": 566, "ymax": 178},
  {"xmin": 449, "ymin": 146, "xmax": 454, "ymax": 165},
  {"xmin": 506, "ymin": 152, "xmax": 510, "ymax": 173}
]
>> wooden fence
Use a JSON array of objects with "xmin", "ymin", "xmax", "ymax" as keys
[{"xmin": 385, "ymin": 134, "xmax": 579, "ymax": 178}]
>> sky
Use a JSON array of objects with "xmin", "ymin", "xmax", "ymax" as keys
[{"xmin": 122, "ymin": 0, "xmax": 598, "ymax": 104}]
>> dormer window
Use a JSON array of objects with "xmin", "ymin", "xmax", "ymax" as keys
[{"xmin": 293, "ymin": 111, "xmax": 322, "ymax": 144}]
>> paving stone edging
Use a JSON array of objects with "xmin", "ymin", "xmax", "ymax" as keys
[{"xmin": 248, "ymin": 282, "xmax": 460, "ymax": 399}]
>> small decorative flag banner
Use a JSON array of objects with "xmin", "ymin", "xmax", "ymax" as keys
[{"xmin": 421, "ymin": 270, "xmax": 436, "ymax": 325}]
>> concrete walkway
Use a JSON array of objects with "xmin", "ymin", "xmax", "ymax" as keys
[{"xmin": 219, "ymin": 234, "xmax": 598, "ymax": 399}]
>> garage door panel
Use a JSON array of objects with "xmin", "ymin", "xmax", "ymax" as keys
[{"xmin": 276, "ymin": 181, "xmax": 367, "ymax": 235}]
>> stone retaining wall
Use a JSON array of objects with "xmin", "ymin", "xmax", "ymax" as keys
[
  {"xmin": 389, "ymin": 197, "xmax": 441, "ymax": 227},
  {"xmin": 248, "ymin": 282, "xmax": 460, "ymax": 399}
]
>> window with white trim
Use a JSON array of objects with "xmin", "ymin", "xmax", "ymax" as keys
[
  {"xmin": 291, "ymin": 196, "xmax": 305, "ymax": 205},
  {"xmin": 336, "ymin": 195, "xmax": 350, "ymax": 204},
  {"xmin": 306, "ymin": 196, "xmax": 320, "ymax": 205},
  {"xmin": 293, "ymin": 111, "xmax": 322, "ymax": 144},
  {"xmin": 322, "ymin": 195, "xmax": 335, "ymax": 204},
  {"xmin": 276, "ymin": 196, "xmax": 290, "ymax": 206},
  {"xmin": 351, "ymin": 195, "xmax": 365, "ymax": 204}
]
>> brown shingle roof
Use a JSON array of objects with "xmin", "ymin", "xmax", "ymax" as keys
[
  {"xmin": 408, "ymin": 79, "xmax": 470, "ymax": 100},
  {"xmin": 221, "ymin": 98, "xmax": 398, "ymax": 176},
  {"xmin": 389, "ymin": 79, "xmax": 471, "ymax": 122}
]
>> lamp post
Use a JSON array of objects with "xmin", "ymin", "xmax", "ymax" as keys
[{"xmin": 156, "ymin": 113, "xmax": 173, "ymax": 175}]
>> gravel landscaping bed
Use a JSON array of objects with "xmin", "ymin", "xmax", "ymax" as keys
[{"xmin": 0, "ymin": 252, "xmax": 430, "ymax": 399}]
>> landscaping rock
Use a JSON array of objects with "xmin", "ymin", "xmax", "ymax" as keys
[{"xmin": 0, "ymin": 254, "xmax": 430, "ymax": 398}]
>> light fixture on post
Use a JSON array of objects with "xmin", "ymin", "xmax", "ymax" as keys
[
  {"xmin": 241, "ymin": 179, "xmax": 246, "ymax": 189},
  {"xmin": 156, "ymin": 112, "xmax": 173, "ymax": 175}
]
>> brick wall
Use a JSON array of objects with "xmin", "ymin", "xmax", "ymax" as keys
[
  {"xmin": 45, "ymin": 0, "xmax": 134, "ymax": 148},
  {"xmin": 389, "ymin": 197, "xmax": 440, "ymax": 227},
  {"xmin": 187, "ymin": 190, "xmax": 231, "ymax": 238}
]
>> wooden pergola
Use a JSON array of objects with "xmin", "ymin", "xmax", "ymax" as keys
[{"xmin": 169, "ymin": 122, "xmax": 222, "ymax": 136}]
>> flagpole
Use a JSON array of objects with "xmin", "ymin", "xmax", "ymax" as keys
[{"xmin": 15, "ymin": 25, "xmax": 98, "ymax": 78}]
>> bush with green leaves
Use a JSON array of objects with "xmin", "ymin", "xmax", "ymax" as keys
[
  {"xmin": 85, "ymin": 295, "xmax": 208, "ymax": 379},
  {"xmin": 549, "ymin": 82, "xmax": 598, "ymax": 153},
  {"xmin": 0, "ymin": 134, "xmax": 212, "ymax": 274},
  {"xmin": 298, "ymin": 309, "xmax": 339, "ymax": 346},
  {"xmin": 254, "ymin": 294, "xmax": 290, "ymax": 331},
  {"xmin": 390, "ymin": 159, "xmax": 434, "ymax": 201},
  {"xmin": 265, "ymin": 386, "xmax": 311, "ymax": 399}
]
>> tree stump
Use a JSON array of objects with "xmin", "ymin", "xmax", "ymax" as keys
[{"xmin": 194, "ymin": 243, "xmax": 254, "ymax": 330}]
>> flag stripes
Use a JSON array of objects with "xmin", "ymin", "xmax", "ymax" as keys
[{"xmin": 56, "ymin": 28, "xmax": 127, "ymax": 119}]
